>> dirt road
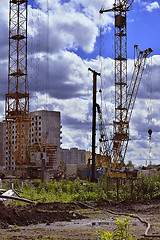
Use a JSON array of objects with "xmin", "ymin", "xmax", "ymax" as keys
[{"xmin": 0, "ymin": 200, "xmax": 159, "ymax": 239}]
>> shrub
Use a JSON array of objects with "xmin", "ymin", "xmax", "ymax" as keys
[
  {"xmin": 13, "ymin": 179, "xmax": 20, "ymax": 189},
  {"xmin": 31, "ymin": 179, "xmax": 41, "ymax": 188},
  {"xmin": 96, "ymin": 216, "xmax": 137, "ymax": 240}
]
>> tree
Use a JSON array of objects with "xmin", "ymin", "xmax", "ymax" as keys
[{"xmin": 126, "ymin": 160, "xmax": 135, "ymax": 168}]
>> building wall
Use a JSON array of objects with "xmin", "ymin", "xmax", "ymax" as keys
[
  {"xmin": 30, "ymin": 110, "xmax": 62, "ymax": 169},
  {"xmin": 2, "ymin": 110, "xmax": 62, "ymax": 170},
  {"xmin": 4, "ymin": 121, "xmax": 16, "ymax": 170},
  {"xmin": 0, "ymin": 122, "xmax": 5, "ymax": 168},
  {"xmin": 61, "ymin": 148, "xmax": 86, "ymax": 165}
]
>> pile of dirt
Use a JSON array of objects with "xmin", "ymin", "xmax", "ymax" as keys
[
  {"xmin": 0, "ymin": 199, "xmax": 159, "ymax": 230},
  {"xmin": 0, "ymin": 202, "xmax": 85, "ymax": 229},
  {"xmin": 95, "ymin": 199, "xmax": 160, "ymax": 215}
]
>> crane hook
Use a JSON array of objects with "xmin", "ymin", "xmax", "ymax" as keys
[{"xmin": 148, "ymin": 129, "xmax": 152, "ymax": 141}]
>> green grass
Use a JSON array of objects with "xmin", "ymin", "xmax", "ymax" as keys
[{"xmin": 10, "ymin": 174, "xmax": 160, "ymax": 204}]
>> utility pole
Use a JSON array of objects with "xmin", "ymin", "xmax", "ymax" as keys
[{"xmin": 88, "ymin": 68, "xmax": 100, "ymax": 182}]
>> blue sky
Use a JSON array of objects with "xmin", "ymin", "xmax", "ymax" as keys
[
  {"xmin": 71, "ymin": 1, "xmax": 160, "ymax": 60},
  {"xmin": 128, "ymin": 2, "xmax": 160, "ymax": 57},
  {"xmin": 0, "ymin": 0, "xmax": 160, "ymax": 166}
]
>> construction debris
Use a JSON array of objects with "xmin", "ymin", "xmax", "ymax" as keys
[{"xmin": 0, "ymin": 189, "xmax": 34, "ymax": 205}]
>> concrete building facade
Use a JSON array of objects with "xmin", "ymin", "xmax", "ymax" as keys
[
  {"xmin": 30, "ymin": 110, "xmax": 62, "ymax": 169},
  {"xmin": 1, "ymin": 110, "xmax": 62, "ymax": 170},
  {"xmin": 0, "ymin": 122, "xmax": 5, "ymax": 169},
  {"xmin": 61, "ymin": 148, "xmax": 86, "ymax": 165}
]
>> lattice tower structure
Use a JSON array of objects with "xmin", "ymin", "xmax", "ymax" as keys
[
  {"xmin": 100, "ymin": 0, "xmax": 134, "ymax": 169},
  {"xmin": 114, "ymin": 1, "xmax": 128, "ymax": 142},
  {"xmin": 112, "ymin": 1, "xmax": 131, "ymax": 169},
  {"xmin": 5, "ymin": 0, "xmax": 30, "ymax": 166}
]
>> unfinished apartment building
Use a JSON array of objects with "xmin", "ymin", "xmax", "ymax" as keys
[{"xmin": 2, "ymin": 110, "xmax": 62, "ymax": 171}]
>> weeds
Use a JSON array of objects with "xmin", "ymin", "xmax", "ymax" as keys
[
  {"xmin": 10, "ymin": 174, "xmax": 160, "ymax": 204},
  {"xmin": 96, "ymin": 216, "xmax": 137, "ymax": 240}
]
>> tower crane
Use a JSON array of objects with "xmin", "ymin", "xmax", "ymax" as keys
[
  {"xmin": 6, "ymin": 0, "xmax": 45, "ymax": 169},
  {"xmin": 99, "ymin": 1, "xmax": 153, "ymax": 177},
  {"xmin": 6, "ymin": 0, "xmax": 30, "ymax": 166}
]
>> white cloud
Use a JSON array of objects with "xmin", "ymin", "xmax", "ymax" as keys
[
  {"xmin": 30, "ymin": 0, "xmax": 114, "ymax": 54},
  {"xmin": 1, "ymin": 0, "xmax": 160, "ymax": 165},
  {"xmin": 146, "ymin": 1, "xmax": 160, "ymax": 12}
]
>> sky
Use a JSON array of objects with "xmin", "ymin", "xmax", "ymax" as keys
[{"xmin": 0, "ymin": 0, "xmax": 160, "ymax": 167}]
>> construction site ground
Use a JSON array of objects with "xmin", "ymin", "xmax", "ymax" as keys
[{"xmin": 0, "ymin": 199, "xmax": 159, "ymax": 240}]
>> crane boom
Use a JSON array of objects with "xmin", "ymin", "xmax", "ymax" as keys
[
  {"xmin": 110, "ymin": 45, "xmax": 153, "ymax": 170},
  {"xmin": 126, "ymin": 45, "xmax": 153, "ymax": 123},
  {"xmin": 100, "ymin": 0, "xmax": 134, "ymax": 13}
]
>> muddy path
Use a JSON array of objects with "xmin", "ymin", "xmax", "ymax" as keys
[{"xmin": 0, "ymin": 200, "xmax": 159, "ymax": 239}]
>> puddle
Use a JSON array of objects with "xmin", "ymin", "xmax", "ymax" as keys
[
  {"xmin": 88, "ymin": 221, "xmax": 112, "ymax": 227},
  {"xmin": 11, "ymin": 218, "xmax": 115, "ymax": 231}
]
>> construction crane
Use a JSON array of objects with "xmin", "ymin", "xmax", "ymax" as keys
[
  {"xmin": 99, "ymin": 1, "xmax": 153, "ymax": 177},
  {"xmin": 5, "ymin": 0, "xmax": 30, "ymax": 166},
  {"xmin": 100, "ymin": 0, "xmax": 134, "ymax": 170},
  {"xmin": 5, "ymin": 0, "xmax": 44, "ymax": 168},
  {"xmin": 109, "ymin": 45, "xmax": 153, "ymax": 173}
]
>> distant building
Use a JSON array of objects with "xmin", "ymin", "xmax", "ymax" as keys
[
  {"xmin": 1, "ymin": 110, "xmax": 62, "ymax": 171},
  {"xmin": 61, "ymin": 148, "xmax": 86, "ymax": 165},
  {"xmin": 0, "ymin": 122, "xmax": 5, "ymax": 169},
  {"xmin": 86, "ymin": 151, "xmax": 92, "ymax": 165}
]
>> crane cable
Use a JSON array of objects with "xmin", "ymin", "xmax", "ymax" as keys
[
  {"xmin": 99, "ymin": 12, "xmax": 103, "ymax": 111},
  {"xmin": 46, "ymin": 0, "xmax": 49, "ymax": 111},
  {"xmin": 44, "ymin": 0, "xmax": 50, "ymax": 143},
  {"xmin": 147, "ymin": 56, "xmax": 153, "ymax": 165},
  {"xmin": 98, "ymin": 12, "xmax": 103, "ymax": 154},
  {"xmin": 35, "ymin": 3, "xmax": 41, "ymax": 105}
]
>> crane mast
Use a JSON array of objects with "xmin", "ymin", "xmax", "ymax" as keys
[
  {"xmin": 5, "ymin": 0, "xmax": 30, "ymax": 166},
  {"xmin": 5, "ymin": 0, "xmax": 56, "ymax": 171}
]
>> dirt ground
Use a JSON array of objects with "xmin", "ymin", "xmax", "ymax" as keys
[{"xmin": 0, "ymin": 199, "xmax": 160, "ymax": 239}]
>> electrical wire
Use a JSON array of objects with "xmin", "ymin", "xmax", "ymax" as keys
[{"xmin": 35, "ymin": 4, "xmax": 41, "ymax": 107}]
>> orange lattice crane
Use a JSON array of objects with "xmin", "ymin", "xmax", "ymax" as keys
[
  {"xmin": 5, "ymin": 0, "xmax": 30, "ymax": 166},
  {"xmin": 5, "ymin": 0, "xmax": 45, "ymax": 168}
]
